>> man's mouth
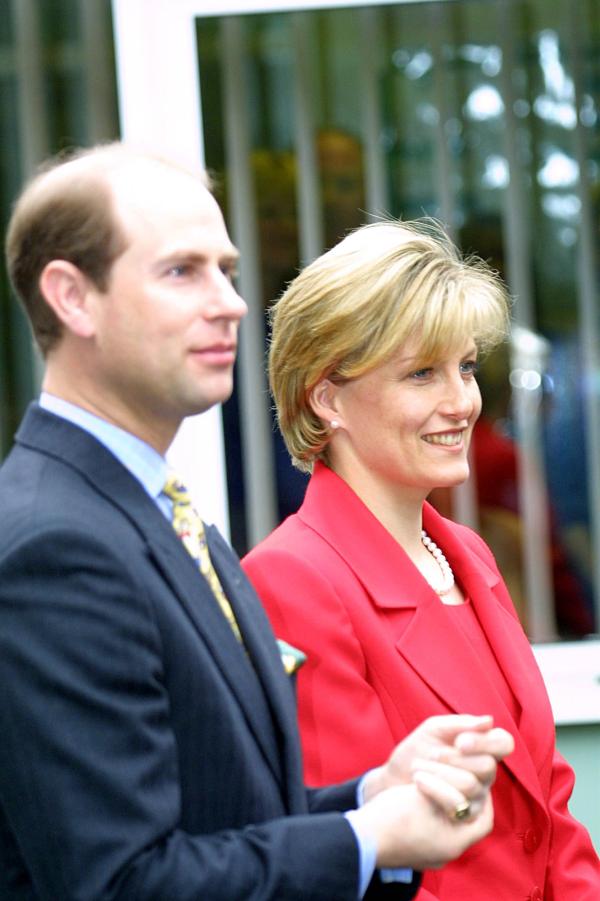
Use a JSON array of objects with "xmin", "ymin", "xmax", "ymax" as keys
[{"xmin": 192, "ymin": 343, "xmax": 237, "ymax": 364}]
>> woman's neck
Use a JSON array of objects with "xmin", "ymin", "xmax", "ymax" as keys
[
  {"xmin": 329, "ymin": 460, "xmax": 426, "ymax": 552},
  {"xmin": 328, "ymin": 460, "xmax": 465, "ymax": 604}
]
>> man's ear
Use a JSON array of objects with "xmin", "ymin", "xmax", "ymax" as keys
[
  {"xmin": 309, "ymin": 378, "xmax": 343, "ymax": 428},
  {"xmin": 38, "ymin": 260, "xmax": 97, "ymax": 339}
]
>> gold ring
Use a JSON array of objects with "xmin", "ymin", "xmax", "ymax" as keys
[{"xmin": 452, "ymin": 801, "xmax": 472, "ymax": 822}]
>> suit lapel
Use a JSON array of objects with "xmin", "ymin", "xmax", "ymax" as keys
[
  {"xmin": 208, "ymin": 527, "xmax": 306, "ymax": 810},
  {"xmin": 16, "ymin": 404, "xmax": 287, "ymax": 795},
  {"xmin": 147, "ymin": 527, "xmax": 288, "ymax": 791},
  {"xmin": 300, "ymin": 464, "xmax": 548, "ymax": 810}
]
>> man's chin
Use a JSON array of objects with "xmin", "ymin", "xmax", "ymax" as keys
[{"xmin": 183, "ymin": 386, "xmax": 234, "ymax": 418}]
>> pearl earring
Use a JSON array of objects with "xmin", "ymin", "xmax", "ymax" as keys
[{"xmin": 330, "ymin": 419, "xmax": 339, "ymax": 430}]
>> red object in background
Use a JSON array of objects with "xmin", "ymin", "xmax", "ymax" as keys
[{"xmin": 471, "ymin": 417, "xmax": 594, "ymax": 637}]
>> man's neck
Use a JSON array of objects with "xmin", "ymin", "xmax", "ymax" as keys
[{"xmin": 42, "ymin": 375, "xmax": 176, "ymax": 456}]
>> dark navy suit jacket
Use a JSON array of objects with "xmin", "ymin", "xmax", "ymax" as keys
[{"xmin": 0, "ymin": 404, "xmax": 419, "ymax": 901}]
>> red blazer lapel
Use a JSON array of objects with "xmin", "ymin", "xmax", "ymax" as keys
[
  {"xmin": 300, "ymin": 467, "xmax": 548, "ymax": 812},
  {"xmin": 299, "ymin": 463, "xmax": 434, "ymax": 610},
  {"xmin": 422, "ymin": 505, "xmax": 552, "ymax": 811}
]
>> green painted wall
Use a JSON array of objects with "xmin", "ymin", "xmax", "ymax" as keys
[{"xmin": 556, "ymin": 724, "xmax": 600, "ymax": 852}]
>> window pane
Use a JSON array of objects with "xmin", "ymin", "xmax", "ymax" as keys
[{"xmin": 197, "ymin": 0, "xmax": 599, "ymax": 639}]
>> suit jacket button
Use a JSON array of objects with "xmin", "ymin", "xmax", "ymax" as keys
[
  {"xmin": 529, "ymin": 887, "xmax": 543, "ymax": 901},
  {"xmin": 523, "ymin": 827, "xmax": 541, "ymax": 853}
]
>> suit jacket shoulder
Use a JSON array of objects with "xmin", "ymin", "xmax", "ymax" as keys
[{"xmin": 0, "ymin": 405, "xmax": 369, "ymax": 901}]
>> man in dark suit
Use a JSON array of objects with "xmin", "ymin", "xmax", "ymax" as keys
[{"xmin": 0, "ymin": 144, "xmax": 513, "ymax": 900}]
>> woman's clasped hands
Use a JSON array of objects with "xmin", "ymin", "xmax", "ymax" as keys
[{"xmin": 355, "ymin": 714, "xmax": 515, "ymax": 871}]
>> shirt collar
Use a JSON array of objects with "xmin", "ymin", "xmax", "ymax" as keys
[{"xmin": 39, "ymin": 392, "xmax": 168, "ymax": 503}]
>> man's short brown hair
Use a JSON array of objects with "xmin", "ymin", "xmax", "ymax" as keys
[
  {"xmin": 4, "ymin": 145, "xmax": 138, "ymax": 355},
  {"xmin": 7, "ymin": 141, "xmax": 214, "ymax": 359}
]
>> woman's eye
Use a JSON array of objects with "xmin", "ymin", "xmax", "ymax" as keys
[
  {"xmin": 410, "ymin": 367, "xmax": 433, "ymax": 380},
  {"xmin": 460, "ymin": 360, "xmax": 479, "ymax": 376}
]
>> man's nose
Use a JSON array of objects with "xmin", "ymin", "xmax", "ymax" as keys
[{"xmin": 204, "ymin": 272, "xmax": 248, "ymax": 321}]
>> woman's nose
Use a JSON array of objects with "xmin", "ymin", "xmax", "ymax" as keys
[{"xmin": 440, "ymin": 376, "xmax": 478, "ymax": 420}]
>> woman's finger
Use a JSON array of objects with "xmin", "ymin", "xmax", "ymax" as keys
[
  {"xmin": 410, "ymin": 757, "xmax": 484, "ymax": 800},
  {"xmin": 412, "ymin": 768, "xmax": 483, "ymax": 822}
]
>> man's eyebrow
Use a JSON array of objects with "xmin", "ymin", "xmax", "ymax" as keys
[
  {"xmin": 156, "ymin": 248, "xmax": 240, "ymax": 266},
  {"xmin": 220, "ymin": 250, "xmax": 240, "ymax": 265}
]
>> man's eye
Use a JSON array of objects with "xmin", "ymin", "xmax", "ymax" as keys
[
  {"xmin": 221, "ymin": 264, "xmax": 239, "ymax": 281},
  {"xmin": 167, "ymin": 264, "xmax": 190, "ymax": 278}
]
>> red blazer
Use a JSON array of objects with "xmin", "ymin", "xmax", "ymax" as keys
[{"xmin": 243, "ymin": 462, "xmax": 600, "ymax": 901}]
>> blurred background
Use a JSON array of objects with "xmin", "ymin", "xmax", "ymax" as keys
[{"xmin": 1, "ymin": 0, "xmax": 599, "ymax": 840}]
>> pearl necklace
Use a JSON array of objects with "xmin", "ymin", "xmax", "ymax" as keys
[{"xmin": 421, "ymin": 530, "xmax": 455, "ymax": 596}]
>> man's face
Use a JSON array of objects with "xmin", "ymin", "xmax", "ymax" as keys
[{"xmin": 86, "ymin": 162, "xmax": 247, "ymax": 449}]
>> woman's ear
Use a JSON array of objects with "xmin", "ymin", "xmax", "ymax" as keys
[
  {"xmin": 38, "ymin": 260, "xmax": 97, "ymax": 339},
  {"xmin": 309, "ymin": 378, "xmax": 342, "ymax": 429}
]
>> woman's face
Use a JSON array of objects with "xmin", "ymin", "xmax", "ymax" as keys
[{"xmin": 324, "ymin": 336, "xmax": 482, "ymax": 501}]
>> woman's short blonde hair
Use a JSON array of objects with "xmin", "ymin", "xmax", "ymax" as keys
[{"xmin": 269, "ymin": 218, "xmax": 511, "ymax": 472}]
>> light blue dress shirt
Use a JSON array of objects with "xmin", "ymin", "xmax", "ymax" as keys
[
  {"xmin": 39, "ymin": 393, "xmax": 168, "ymax": 509},
  {"xmin": 38, "ymin": 392, "xmax": 413, "ymax": 897}
]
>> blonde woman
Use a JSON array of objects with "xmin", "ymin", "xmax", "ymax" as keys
[{"xmin": 243, "ymin": 220, "xmax": 600, "ymax": 900}]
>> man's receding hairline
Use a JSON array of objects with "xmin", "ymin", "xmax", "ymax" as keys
[
  {"xmin": 38, "ymin": 148, "xmax": 213, "ymax": 245},
  {"xmin": 33, "ymin": 144, "xmax": 210, "ymax": 205}
]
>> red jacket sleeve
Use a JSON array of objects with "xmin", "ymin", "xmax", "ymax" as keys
[{"xmin": 543, "ymin": 748, "xmax": 600, "ymax": 899}]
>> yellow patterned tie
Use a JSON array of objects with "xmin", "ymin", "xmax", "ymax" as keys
[{"xmin": 163, "ymin": 473, "xmax": 243, "ymax": 643}]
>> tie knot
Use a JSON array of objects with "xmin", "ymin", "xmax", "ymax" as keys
[
  {"xmin": 163, "ymin": 472, "xmax": 244, "ymax": 645},
  {"xmin": 163, "ymin": 473, "xmax": 192, "ymax": 507},
  {"xmin": 163, "ymin": 472, "xmax": 205, "ymax": 561}
]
